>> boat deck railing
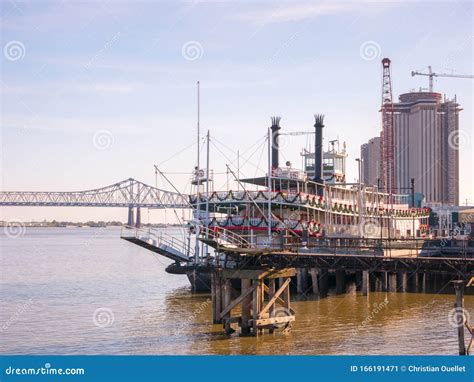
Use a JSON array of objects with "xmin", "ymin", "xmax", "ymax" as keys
[{"xmin": 199, "ymin": 226, "xmax": 250, "ymax": 248}]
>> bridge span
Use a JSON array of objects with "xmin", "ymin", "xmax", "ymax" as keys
[{"xmin": 0, "ymin": 178, "xmax": 190, "ymax": 225}]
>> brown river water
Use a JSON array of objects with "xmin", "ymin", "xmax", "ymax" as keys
[{"xmin": 0, "ymin": 227, "xmax": 472, "ymax": 355}]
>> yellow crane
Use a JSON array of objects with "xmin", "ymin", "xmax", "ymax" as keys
[{"xmin": 411, "ymin": 66, "xmax": 474, "ymax": 92}]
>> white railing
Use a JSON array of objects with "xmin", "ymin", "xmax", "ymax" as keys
[
  {"xmin": 199, "ymin": 226, "xmax": 250, "ymax": 248},
  {"xmin": 121, "ymin": 225, "xmax": 193, "ymax": 258}
]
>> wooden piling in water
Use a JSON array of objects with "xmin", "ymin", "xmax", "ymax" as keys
[
  {"xmin": 374, "ymin": 272, "xmax": 383, "ymax": 292},
  {"xmin": 388, "ymin": 273, "xmax": 397, "ymax": 292},
  {"xmin": 362, "ymin": 271, "xmax": 370, "ymax": 296},
  {"xmin": 215, "ymin": 273, "xmax": 222, "ymax": 324},
  {"xmin": 362, "ymin": 270, "xmax": 369, "ymax": 296},
  {"xmin": 382, "ymin": 272, "xmax": 388, "ymax": 292},
  {"xmin": 452, "ymin": 280, "xmax": 466, "ymax": 355},
  {"xmin": 241, "ymin": 279, "xmax": 252, "ymax": 336},
  {"xmin": 397, "ymin": 272, "xmax": 407, "ymax": 292},
  {"xmin": 223, "ymin": 279, "xmax": 233, "ymax": 334},
  {"xmin": 214, "ymin": 268, "xmax": 296, "ymax": 336},
  {"xmin": 336, "ymin": 270, "xmax": 345, "ymax": 294},
  {"xmin": 296, "ymin": 268, "xmax": 309, "ymax": 295},
  {"xmin": 309, "ymin": 268, "xmax": 320, "ymax": 296},
  {"xmin": 355, "ymin": 271, "xmax": 362, "ymax": 292},
  {"xmin": 268, "ymin": 279, "xmax": 276, "ymax": 334},
  {"xmin": 421, "ymin": 273, "xmax": 427, "ymax": 293},
  {"xmin": 319, "ymin": 269, "xmax": 329, "ymax": 297}
]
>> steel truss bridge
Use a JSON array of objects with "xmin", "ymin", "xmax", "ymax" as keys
[{"xmin": 0, "ymin": 178, "xmax": 190, "ymax": 225}]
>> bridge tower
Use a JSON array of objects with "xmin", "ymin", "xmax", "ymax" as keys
[
  {"xmin": 127, "ymin": 206, "xmax": 135, "ymax": 226},
  {"xmin": 136, "ymin": 206, "xmax": 141, "ymax": 228}
]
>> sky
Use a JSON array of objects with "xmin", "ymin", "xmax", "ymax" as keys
[{"xmin": 1, "ymin": 0, "xmax": 473, "ymax": 223}]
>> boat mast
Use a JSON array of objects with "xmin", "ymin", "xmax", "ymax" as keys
[
  {"xmin": 267, "ymin": 128, "xmax": 272, "ymax": 244},
  {"xmin": 205, "ymin": 130, "xmax": 210, "ymax": 255},
  {"xmin": 195, "ymin": 81, "xmax": 200, "ymax": 263},
  {"xmin": 237, "ymin": 150, "xmax": 240, "ymax": 192}
]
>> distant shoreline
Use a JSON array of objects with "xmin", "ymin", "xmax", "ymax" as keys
[{"xmin": 0, "ymin": 222, "xmax": 184, "ymax": 228}]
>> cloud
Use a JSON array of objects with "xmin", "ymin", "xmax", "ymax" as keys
[{"xmin": 233, "ymin": 1, "xmax": 395, "ymax": 25}]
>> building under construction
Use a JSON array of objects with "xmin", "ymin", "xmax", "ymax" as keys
[
  {"xmin": 364, "ymin": 58, "xmax": 461, "ymax": 206},
  {"xmin": 392, "ymin": 91, "xmax": 460, "ymax": 206}
]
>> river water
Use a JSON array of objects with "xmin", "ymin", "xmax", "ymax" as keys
[{"xmin": 0, "ymin": 227, "xmax": 472, "ymax": 355}]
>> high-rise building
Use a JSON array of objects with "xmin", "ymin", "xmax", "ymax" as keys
[
  {"xmin": 360, "ymin": 137, "xmax": 381, "ymax": 187},
  {"xmin": 391, "ymin": 91, "xmax": 460, "ymax": 205}
]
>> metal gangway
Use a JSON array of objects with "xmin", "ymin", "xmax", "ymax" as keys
[{"xmin": 121, "ymin": 225, "xmax": 193, "ymax": 263}]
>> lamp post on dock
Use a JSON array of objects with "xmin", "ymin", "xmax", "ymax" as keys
[{"xmin": 356, "ymin": 158, "xmax": 363, "ymax": 186}]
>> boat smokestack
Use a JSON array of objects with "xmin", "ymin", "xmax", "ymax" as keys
[
  {"xmin": 313, "ymin": 114, "xmax": 325, "ymax": 195},
  {"xmin": 270, "ymin": 116, "xmax": 281, "ymax": 170}
]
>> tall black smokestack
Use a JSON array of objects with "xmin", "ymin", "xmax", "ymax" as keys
[
  {"xmin": 313, "ymin": 114, "xmax": 325, "ymax": 196},
  {"xmin": 270, "ymin": 116, "xmax": 281, "ymax": 170}
]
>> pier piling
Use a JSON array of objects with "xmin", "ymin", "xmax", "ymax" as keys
[
  {"xmin": 309, "ymin": 268, "xmax": 320, "ymax": 296},
  {"xmin": 362, "ymin": 270, "xmax": 369, "ymax": 296},
  {"xmin": 213, "ymin": 268, "xmax": 296, "ymax": 336},
  {"xmin": 452, "ymin": 280, "xmax": 466, "ymax": 355},
  {"xmin": 336, "ymin": 270, "xmax": 345, "ymax": 294},
  {"xmin": 319, "ymin": 269, "xmax": 329, "ymax": 297},
  {"xmin": 388, "ymin": 273, "xmax": 397, "ymax": 292}
]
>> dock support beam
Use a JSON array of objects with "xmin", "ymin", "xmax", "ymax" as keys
[
  {"xmin": 336, "ymin": 270, "xmax": 345, "ymax": 294},
  {"xmin": 355, "ymin": 271, "xmax": 362, "ymax": 291},
  {"xmin": 421, "ymin": 273, "xmax": 427, "ymax": 292},
  {"xmin": 388, "ymin": 273, "xmax": 397, "ymax": 292},
  {"xmin": 397, "ymin": 272, "xmax": 407, "ymax": 292},
  {"xmin": 211, "ymin": 272, "xmax": 223, "ymax": 324},
  {"xmin": 319, "ymin": 269, "xmax": 329, "ymax": 297},
  {"xmin": 214, "ymin": 268, "xmax": 296, "ymax": 336},
  {"xmin": 223, "ymin": 279, "xmax": 233, "ymax": 334},
  {"xmin": 309, "ymin": 268, "xmax": 320, "ymax": 296},
  {"xmin": 241, "ymin": 279, "xmax": 252, "ymax": 336},
  {"xmin": 296, "ymin": 268, "xmax": 308, "ymax": 296},
  {"xmin": 362, "ymin": 270, "xmax": 369, "ymax": 296},
  {"xmin": 382, "ymin": 272, "xmax": 388, "ymax": 292},
  {"xmin": 452, "ymin": 280, "xmax": 466, "ymax": 355}
]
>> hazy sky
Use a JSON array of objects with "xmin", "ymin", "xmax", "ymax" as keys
[{"xmin": 1, "ymin": 0, "xmax": 473, "ymax": 223}]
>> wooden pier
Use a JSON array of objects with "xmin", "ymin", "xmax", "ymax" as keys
[
  {"xmin": 203, "ymin": 235, "xmax": 473, "ymax": 337},
  {"xmin": 211, "ymin": 268, "xmax": 295, "ymax": 336}
]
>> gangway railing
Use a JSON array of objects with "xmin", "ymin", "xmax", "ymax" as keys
[
  {"xmin": 121, "ymin": 225, "xmax": 194, "ymax": 259},
  {"xmin": 198, "ymin": 226, "xmax": 250, "ymax": 248}
]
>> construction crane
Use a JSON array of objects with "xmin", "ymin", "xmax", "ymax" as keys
[
  {"xmin": 411, "ymin": 66, "xmax": 474, "ymax": 92},
  {"xmin": 381, "ymin": 57, "xmax": 395, "ymax": 194}
]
